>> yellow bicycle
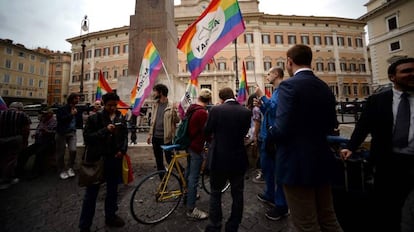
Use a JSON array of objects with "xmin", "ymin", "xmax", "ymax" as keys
[{"xmin": 129, "ymin": 144, "xmax": 230, "ymax": 224}]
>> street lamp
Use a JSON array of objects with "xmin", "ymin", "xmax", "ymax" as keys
[
  {"xmin": 80, "ymin": 15, "xmax": 89, "ymax": 102},
  {"xmin": 234, "ymin": 38, "xmax": 239, "ymax": 92}
]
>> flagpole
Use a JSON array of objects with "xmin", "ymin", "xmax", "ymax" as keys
[
  {"xmin": 234, "ymin": 38, "xmax": 239, "ymax": 93},
  {"xmin": 161, "ymin": 61, "xmax": 174, "ymax": 101},
  {"xmin": 247, "ymin": 40, "xmax": 257, "ymax": 83}
]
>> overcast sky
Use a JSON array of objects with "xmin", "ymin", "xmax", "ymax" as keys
[{"xmin": 0, "ymin": 0, "xmax": 368, "ymax": 52}]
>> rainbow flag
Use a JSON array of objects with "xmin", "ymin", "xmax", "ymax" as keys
[
  {"xmin": 131, "ymin": 40, "xmax": 163, "ymax": 116},
  {"xmin": 130, "ymin": 76, "xmax": 139, "ymax": 105},
  {"xmin": 95, "ymin": 70, "xmax": 129, "ymax": 116},
  {"xmin": 177, "ymin": 0, "xmax": 245, "ymax": 80},
  {"xmin": 178, "ymin": 79, "xmax": 199, "ymax": 119},
  {"xmin": 0, "ymin": 96, "xmax": 7, "ymax": 111},
  {"xmin": 95, "ymin": 70, "xmax": 112, "ymax": 101},
  {"xmin": 236, "ymin": 61, "xmax": 248, "ymax": 104},
  {"xmin": 117, "ymin": 100, "xmax": 129, "ymax": 116}
]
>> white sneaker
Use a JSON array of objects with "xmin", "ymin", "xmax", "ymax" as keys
[
  {"xmin": 59, "ymin": 171, "xmax": 69, "ymax": 180},
  {"xmin": 67, "ymin": 168, "xmax": 75, "ymax": 177},
  {"xmin": 186, "ymin": 207, "xmax": 208, "ymax": 220}
]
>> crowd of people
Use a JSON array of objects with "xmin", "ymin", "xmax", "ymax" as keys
[{"xmin": 1, "ymin": 45, "xmax": 413, "ymax": 232}]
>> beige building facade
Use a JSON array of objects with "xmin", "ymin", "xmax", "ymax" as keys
[
  {"xmin": 35, "ymin": 48, "xmax": 72, "ymax": 105},
  {"xmin": 359, "ymin": 0, "xmax": 414, "ymax": 89},
  {"xmin": 0, "ymin": 39, "xmax": 50, "ymax": 105},
  {"xmin": 67, "ymin": 0, "xmax": 372, "ymax": 105},
  {"xmin": 67, "ymin": 26, "xmax": 130, "ymax": 103}
]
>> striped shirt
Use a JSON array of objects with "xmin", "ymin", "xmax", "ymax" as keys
[{"xmin": 0, "ymin": 110, "xmax": 31, "ymax": 140}]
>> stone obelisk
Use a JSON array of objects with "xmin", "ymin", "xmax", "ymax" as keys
[{"xmin": 117, "ymin": 0, "xmax": 179, "ymax": 102}]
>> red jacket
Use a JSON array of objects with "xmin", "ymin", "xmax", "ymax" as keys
[{"xmin": 187, "ymin": 104, "xmax": 209, "ymax": 154}]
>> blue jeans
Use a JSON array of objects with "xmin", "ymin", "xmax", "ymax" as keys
[
  {"xmin": 79, "ymin": 157, "xmax": 121, "ymax": 230},
  {"xmin": 185, "ymin": 148, "xmax": 203, "ymax": 210},
  {"xmin": 259, "ymin": 141, "xmax": 287, "ymax": 207}
]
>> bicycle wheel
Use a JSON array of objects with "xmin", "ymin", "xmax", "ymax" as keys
[
  {"xmin": 130, "ymin": 170, "xmax": 183, "ymax": 224},
  {"xmin": 201, "ymin": 171, "xmax": 230, "ymax": 194}
]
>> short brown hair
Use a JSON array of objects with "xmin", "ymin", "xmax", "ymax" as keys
[
  {"xmin": 218, "ymin": 87, "xmax": 235, "ymax": 101},
  {"xmin": 287, "ymin": 44, "xmax": 313, "ymax": 66}
]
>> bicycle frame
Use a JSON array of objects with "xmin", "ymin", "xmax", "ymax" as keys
[
  {"xmin": 129, "ymin": 144, "xmax": 230, "ymax": 224},
  {"xmin": 156, "ymin": 150, "xmax": 188, "ymax": 202}
]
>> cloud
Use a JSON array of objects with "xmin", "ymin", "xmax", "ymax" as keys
[{"xmin": 0, "ymin": 0, "xmax": 366, "ymax": 52}]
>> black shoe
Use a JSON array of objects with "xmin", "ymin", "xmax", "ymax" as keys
[
  {"xmin": 105, "ymin": 215, "xmax": 125, "ymax": 227},
  {"xmin": 265, "ymin": 206, "xmax": 289, "ymax": 221},
  {"xmin": 80, "ymin": 229, "xmax": 90, "ymax": 232},
  {"xmin": 257, "ymin": 193, "xmax": 275, "ymax": 207}
]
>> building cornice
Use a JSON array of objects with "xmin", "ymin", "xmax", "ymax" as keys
[
  {"xmin": 174, "ymin": 12, "xmax": 365, "ymax": 27},
  {"xmin": 0, "ymin": 39, "xmax": 50, "ymax": 58},
  {"xmin": 358, "ymin": 0, "xmax": 405, "ymax": 21},
  {"xmin": 66, "ymin": 25, "xmax": 129, "ymax": 43}
]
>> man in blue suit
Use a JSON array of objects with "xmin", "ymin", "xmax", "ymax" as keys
[
  {"xmin": 204, "ymin": 87, "xmax": 252, "ymax": 232},
  {"xmin": 268, "ymin": 44, "xmax": 343, "ymax": 231},
  {"xmin": 254, "ymin": 67, "xmax": 289, "ymax": 221}
]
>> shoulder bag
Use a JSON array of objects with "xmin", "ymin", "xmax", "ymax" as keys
[{"xmin": 78, "ymin": 146, "xmax": 104, "ymax": 187}]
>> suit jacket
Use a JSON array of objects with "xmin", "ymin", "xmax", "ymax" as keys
[
  {"xmin": 346, "ymin": 88, "xmax": 395, "ymax": 166},
  {"xmin": 204, "ymin": 100, "xmax": 252, "ymax": 172},
  {"xmin": 269, "ymin": 70, "xmax": 338, "ymax": 186}
]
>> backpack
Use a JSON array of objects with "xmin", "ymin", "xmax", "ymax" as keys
[{"xmin": 173, "ymin": 108, "xmax": 199, "ymax": 150}]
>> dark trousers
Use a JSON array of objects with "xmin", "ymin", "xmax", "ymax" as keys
[
  {"xmin": 372, "ymin": 153, "xmax": 414, "ymax": 232},
  {"xmin": 205, "ymin": 171, "xmax": 245, "ymax": 232},
  {"xmin": 79, "ymin": 157, "xmax": 121, "ymax": 230},
  {"xmin": 16, "ymin": 142, "xmax": 54, "ymax": 177},
  {"xmin": 151, "ymin": 137, "xmax": 172, "ymax": 171}
]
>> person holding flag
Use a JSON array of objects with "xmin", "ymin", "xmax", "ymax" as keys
[{"xmin": 254, "ymin": 67, "xmax": 289, "ymax": 221}]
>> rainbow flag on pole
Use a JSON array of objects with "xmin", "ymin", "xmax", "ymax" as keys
[
  {"xmin": 131, "ymin": 40, "xmax": 163, "ymax": 116},
  {"xmin": 177, "ymin": 0, "xmax": 245, "ymax": 80},
  {"xmin": 95, "ymin": 70, "xmax": 112, "ymax": 101},
  {"xmin": 237, "ymin": 61, "xmax": 248, "ymax": 104},
  {"xmin": 130, "ymin": 76, "xmax": 138, "ymax": 105},
  {"xmin": 95, "ymin": 70, "xmax": 129, "ymax": 116},
  {"xmin": 178, "ymin": 78, "xmax": 198, "ymax": 119}
]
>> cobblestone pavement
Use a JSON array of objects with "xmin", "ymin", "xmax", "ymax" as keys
[{"xmin": 0, "ymin": 150, "xmax": 295, "ymax": 232}]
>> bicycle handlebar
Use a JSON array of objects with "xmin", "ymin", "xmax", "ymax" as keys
[{"xmin": 160, "ymin": 144, "xmax": 182, "ymax": 151}]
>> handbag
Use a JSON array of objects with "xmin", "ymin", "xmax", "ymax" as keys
[
  {"xmin": 78, "ymin": 146, "xmax": 104, "ymax": 187},
  {"xmin": 122, "ymin": 154, "xmax": 134, "ymax": 185}
]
